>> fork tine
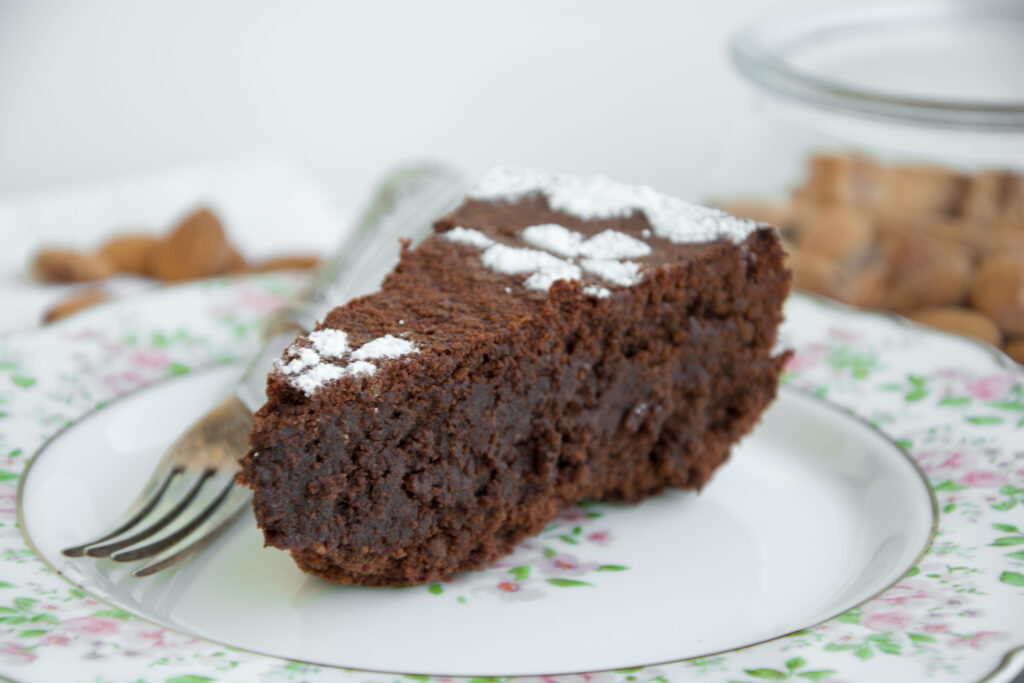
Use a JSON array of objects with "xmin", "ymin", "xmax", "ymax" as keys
[
  {"xmin": 131, "ymin": 489, "xmax": 251, "ymax": 577},
  {"xmin": 109, "ymin": 478, "xmax": 237, "ymax": 562},
  {"xmin": 62, "ymin": 466, "xmax": 183, "ymax": 558},
  {"xmin": 84, "ymin": 470, "xmax": 214, "ymax": 558}
]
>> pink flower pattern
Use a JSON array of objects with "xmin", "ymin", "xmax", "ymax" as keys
[{"xmin": 0, "ymin": 281, "xmax": 1021, "ymax": 680}]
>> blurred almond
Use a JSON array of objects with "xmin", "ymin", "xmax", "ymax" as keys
[
  {"xmin": 224, "ymin": 247, "xmax": 248, "ymax": 274},
  {"xmin": 873, "ymin": 165, "xmax": 963, "ymax": 226},
  {"xmin": 970, "ymin": 254, "xmax": 1024, "ymax": 337},
  {"xmin": 844, "ymin": 260, "xmax": 889, "ymax": 308},
  {"xmin": 249, "ymin": 255, "xmax": 321, "ymax": 273},
  {"xmin": 958, "ymin": 170, "xmax": 1008, "ymax": 223},
  {"xmin": 1003, "ymin": 338, "xmax": 1024, "ymax": 365},
  {"xmin": 880, "ymin": 236, "xmax": 972, "ymax": 311},
  {"xmin": 906, "ymin": 306, "xmax": 1002, "ymax": 346},
  {"xmin": 97, "ymin": 233, "xmax": 160, "ymax": 276},
  {"xmin": 716, "ymin": 200, "xmax": 791, "ymax": 228},
  {"xmin": 798, "ymin": 205, "xmax": 874, "ymax": 263},
  {"xmin": 799, "ymin": 153, "xmax": 878, "ymax": 205},
  {"xmin": 32, "ymin": 248, "xmax": 113, "ymax": 283},
  {"xmin": 786, "ymin": 248, "xmax": 843, "ymax": 298},
  {"xmin": 146, "ymin": 207, "xmax": 234, "ymax": 282},
  {"xmin": 43, "ymin": 288, "xmax": 112, "ymax": 323}
]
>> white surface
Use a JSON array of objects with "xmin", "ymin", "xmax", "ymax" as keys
[
  {"xmin": 22, "ymin": 368, "xmax": 935, "ymax": 677},
  {"xmin": 0, "ymin": 1, "xmax": 762, "ymax": 209}
]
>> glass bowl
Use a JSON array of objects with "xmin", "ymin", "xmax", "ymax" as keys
[{"xmin": 705, "ymin": 0, "xmax": 1024, "ymax": 362}]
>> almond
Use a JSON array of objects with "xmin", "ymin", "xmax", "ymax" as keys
[
  {"xmin": 223, "ymin": 247, "xmax": 248, "ymax": 274},
  {"xmin": 249, "ymin": 255, "xmax": 321, "ymax": 272},
  {"xmin": 97, "ymin": 233, "xmax": 160, "ymax": 275},
  {"xmin": 958, "ymin": 170, "xmax": 1008, "ymax": 223},
  {"xmin": 799, "ymin": 153, "xmax": 878, "ymax": 205},
  {"xmin": 796, "ymin": 204, "xmax": 874, "ymax": 263},
  {"xmin": 906, "ymin": 306, "xmax": 1002, "ymax": 346},
  {"xmin": 32, "ymin": 248, "xmax": 113, "ymax": 283},
  {"xmin": 970, "ymin": 254, "xmax": 1024, "ymax": 337},
  {"xmin": 786, "ymin": 247, "xmax": 844, "ymax": 298},
  {"xmin": 43, "ymin": 288, "xmax": 112, "ymax": 323},
  {"xmin": 880, "ymin": 237, "xmax": 972, "ymax": 311},
  {"xmin": 873, "ymin": 165, "xmax": 963, "ymax": 227},
  {"xmin": 843, "ymin": 260, "xmax": 889, "ymax": 309},
  {"xmin": 715, "ymin": 200, "xmax": 791, "ymax": 228},
  {"xmin": 146, "ymin": 207, "xmax": 234, "ymax": 282},
  {"xmin": 1003, "ymin": 338, "xmax": 1024, "ymax": 365}
]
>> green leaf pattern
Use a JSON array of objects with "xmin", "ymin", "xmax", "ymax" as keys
[{"xmin": 0, "ymin": 286, "xmax": 1020, "ymax": 680}]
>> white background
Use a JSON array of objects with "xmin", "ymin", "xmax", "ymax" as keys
[{"xmin": 0, "ymin": 1, "xmax": 768, "ymax": 209}]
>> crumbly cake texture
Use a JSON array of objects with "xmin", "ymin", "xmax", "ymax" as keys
[{"xmin": 240, "ymin": 168, "xmax": 792, "ymax": 586}]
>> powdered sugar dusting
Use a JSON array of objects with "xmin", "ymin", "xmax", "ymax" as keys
[
  {"xmin": 581, "ymin": 259, "xmax": 642, "ymax": 287},
  {"xmin": 308, "ymin": 328, "xmax": 350, "ymax": 358},
  {"xmin": 291, "ymin": 363, "xmax": 346, "ymax": 395},
  {"xmin": 344, "ymin": 360, "xmax": 377, "ymax": 377},
  {"xmin": 523, "ymin": 260, "xmax": 583, "ymax": 292},
  {"xmin": 351, "ymin": 335, "xmax": 417, "ymax": 361},
  {"xmin": 278, "ymin": 331, "xmax": 418, "ymax": 395},
  {"xmin": 480, "ymin": 243, "xmax": 582, "ymax": 293},
  {"xmin": 276, "ymin": 346, "xmax": 319, "ymax": 375},
  {"xmin": 583, "ymin": 285, "xmax": 611, "ymax": 298},
  {"xmin": 443, "ymin": 226, "xmax": 495, "ymax": 249},
  {"xmin": 521, "ymin": 224, "xmax": 584, "ymax": 258},
  {"xmin": 470, "ymin": 167, "xmax": 757, "ymax": 244},
  {"xmin": 578, "ymin": 230, "xmax": 651, "ymax": 259}
]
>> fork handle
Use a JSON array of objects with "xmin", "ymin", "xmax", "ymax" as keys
[{"xmin": 234, "ymin": 164, "xmax": 466, "ymax": 412}]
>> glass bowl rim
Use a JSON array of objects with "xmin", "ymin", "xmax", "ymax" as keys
[{"xmin": 729, "ymin": 0, "xmax": 1024, "ymax": 130}]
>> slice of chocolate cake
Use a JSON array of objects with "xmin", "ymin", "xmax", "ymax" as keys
[{"xmin": 239, "ymin": 168, "xmax": 792, "ymax": 586}]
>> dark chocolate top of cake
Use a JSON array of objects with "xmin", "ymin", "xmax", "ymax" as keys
[{"xmin": 270, "ymin": 168, "xmax": 765, "ymax": 400}]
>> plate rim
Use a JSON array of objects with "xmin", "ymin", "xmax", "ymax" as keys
[
  {"xmin": 0, "ymin": 278, "xmax": 1021, "ymax": 682},
  {"xmin": 15, "ymin": 371, "xmax": 941, "ymax": 678}
]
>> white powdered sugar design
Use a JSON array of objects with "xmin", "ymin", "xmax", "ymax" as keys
[
  {"xmin": 291, "ymin": 364, "xmax": 347, "ymax": 395},
  {"xmin": 578, "ymin": 229, "xmax": 651, "ymax": 259},
  {"xmin": 277, "ymin": 331, "xmax": 418, "ymax": 395},
  {"xmin": 521, "ymin": 223, "xmax": 585, "ymax": 258},
  {"xmin": 277, "ymin": 346, "xmax": 319, "ymax": 375},
  {"xmin": 469, "ymin": 166, "xmax": 758, "ymax": 244},
  {"xmin": 442, "ymin": 226, "xmax": 495, "ymax": 249},
  {"xmin": 307, "ymin": 328, "xmax": 350, "ymax": 358},
  {"xmin": 453, "ymin": 220, "xmax": 651, "ymax": 293},
  {"xmin": 477, "ymin": 243, "xmax": 582, "ymax": 292},
  {"xmin": 580, "ymin": 259, "xmax": 642, "ymax": 287},
  {"xmin": 351, "ymin": 334, "xmax": 417, "ymax": 361}
]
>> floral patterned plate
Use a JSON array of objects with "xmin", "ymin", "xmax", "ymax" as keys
[{"xmin": 1, "ymin": 277, "xmax": 1023, "ymax": 683}]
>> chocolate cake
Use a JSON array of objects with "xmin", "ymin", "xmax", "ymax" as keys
[{"xmin": 239, "ymin": 168, "xmax": 792, "ymax": 586}]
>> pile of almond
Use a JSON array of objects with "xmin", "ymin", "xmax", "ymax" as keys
[
  {"xmin": 32, "ymin": 207, "xmax": 319, "ymax": 323},
  {"xmin": 721, "ymin": 153, "xmax": 1024, "ymax": 365}
]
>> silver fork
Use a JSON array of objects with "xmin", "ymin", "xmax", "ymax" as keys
[{"xmin": 61, "ymin": 164, "xmax": 465, "ymax": 576}]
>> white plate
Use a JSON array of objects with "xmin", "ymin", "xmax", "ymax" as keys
[
  {"xmin": 19, "ymin": 366, "xmax": 935, "ymax": 677},
  {"xmin": 2, "ymin": 279, "xmax": 1023, "ymax": 683}
]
